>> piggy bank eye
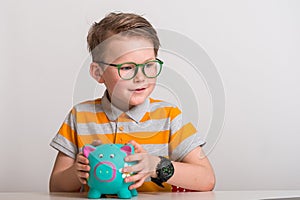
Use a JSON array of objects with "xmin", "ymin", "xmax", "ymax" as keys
[
  {"xmin": 99, "ymin": 154, "xmax": 103, "ymax": 158},
  {"xmin": 110, "ymin": 154, "xmax": 115, "ymax": 158}
]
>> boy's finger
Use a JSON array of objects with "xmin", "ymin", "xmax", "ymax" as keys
[
  {"xmin": 127, "ymin": 140, "xmax": 140, "ymax": 148},
  {"xmin": 123, "ymin": 162, "xmax": 142, "ymax": 174},
  {"xmin": 77, "ymin": 154, "xmax": 89, "ymax": 164},
  {"xmin": 125, "ymin": 153, "xmax": 143, "ymax": 162},
  {"xmin": 91, "ymin": 140, "xmax": 102, "ymax": 146},
  {"xmin": 127, "ymin": 140, "xmax": 146, "ymax": 153},
  {"xmin": 128, "ymin": 176, "xmax": 146, "ymax": 190},
  {"xmin": 78, "ymin": 171, "xmax": 89, "ymax": 179},
  {"xmin": 79, "ymin": 177, "xmax": 87, "ymax": 185},
  {"xmin": 77, "ymin": 163, "xmax": 90, "ymax": 172}
]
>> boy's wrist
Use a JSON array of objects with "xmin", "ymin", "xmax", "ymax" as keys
[
  {"xmin": 151, "ymin": 171, "xmax": 158, "ymax": 178},
  {"xmin": 151, "ymin": 156, "xmax": 175, "ymax": 188},
  {"xmin": 150, "ymin": 156, "xmax": 161, "ymax": 178}
]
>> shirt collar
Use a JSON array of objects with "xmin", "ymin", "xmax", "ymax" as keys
[{"xmin": 102, "ymin": 90, "xmax": 150, "ymax": 123}]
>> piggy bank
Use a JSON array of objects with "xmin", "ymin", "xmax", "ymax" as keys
[{"xmin": 83, "ymin": 144, "xmax": 138, "ymax": 199}]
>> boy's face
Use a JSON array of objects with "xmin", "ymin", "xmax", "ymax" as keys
[{"xmin": 95, "ymin": 37, "xmax": 157, "ymax": 110}]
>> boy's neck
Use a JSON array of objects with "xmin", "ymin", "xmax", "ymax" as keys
[{"xmin": 106, "ymin": 93, "xmax": 134, "ymax": 112}]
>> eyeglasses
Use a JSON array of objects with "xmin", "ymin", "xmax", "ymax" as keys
[{"xmin": 95, "ymin": 58, "xmax": 163, "ymax": 80}]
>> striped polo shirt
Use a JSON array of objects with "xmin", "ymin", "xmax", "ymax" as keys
[{"xmin": 50, "ymin": 91, "xmax": 204, "ymax": 192}]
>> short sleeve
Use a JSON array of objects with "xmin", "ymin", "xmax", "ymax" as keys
[
  {"xmin": 168, "ymin": 106, "xmax": 205, "ymax": 161},
  {"xmin": 50, "ymin": 108, "xmax": 79, "ymax": 159}
]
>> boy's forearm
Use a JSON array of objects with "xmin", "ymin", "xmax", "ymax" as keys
[
  {"xmin": 167, "ymin": 161, "xmax": 215, "ymax": 191},
  {"xmin": 49, "ymin": 165, "xmax": 82, "ymax": 192}
]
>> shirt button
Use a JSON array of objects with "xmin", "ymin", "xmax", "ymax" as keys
[{"xmin": 119, "ymin": 126, "xmax": 124, "ymax": 131}]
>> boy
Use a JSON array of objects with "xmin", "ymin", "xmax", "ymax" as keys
[{"xmin": 49, "ymin": 12, "xmax": 215, "ymax": 193}]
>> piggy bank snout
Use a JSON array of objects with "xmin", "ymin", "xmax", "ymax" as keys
[{"xmin": 94, "ymin": 161, "xmax": 117, "ymax": 182}]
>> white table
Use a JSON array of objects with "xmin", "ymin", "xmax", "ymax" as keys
[{"xmin": 0, "ymin": 191, "xmax": 300, "ymax": 200}]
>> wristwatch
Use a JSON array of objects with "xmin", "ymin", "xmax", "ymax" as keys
[{"xmin": 151, "ymin": 156, "xmax": 174, "ymax": 187}]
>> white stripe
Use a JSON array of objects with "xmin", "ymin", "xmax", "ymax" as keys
[
  {"xmin": 170, "ymin": 132, "xmax": 205, "ymax": 161},
  {"xmin": 76, "ymin": 118, "xmax": 171, "ymax": 135},
  {"xmin": 170, "ymin": 113, "xmax": 184, "ymax": 135},
  {"xmin": 77, "ymin": 122, "xmax": 114, "ymax": 135},
  {"xmin": 141, "ymin": 144, "xmax": 169, "ymax": 157},
  {"xmin": 50, "ymin": 134, "xmax": 78, "ymax": 159}
]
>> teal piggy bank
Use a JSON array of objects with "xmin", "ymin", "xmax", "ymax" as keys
[{"xmin": 83, "ymin": 144, "xmax": 138, "ymax": 199}]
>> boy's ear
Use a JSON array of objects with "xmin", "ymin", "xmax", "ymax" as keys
[{"xmin": 90, "ymin": 62, "xmax": 104, "ymax": 83}]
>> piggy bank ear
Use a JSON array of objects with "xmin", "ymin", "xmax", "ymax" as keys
[
  {"xmin": 120, "ymin": 145, "xmax": 133, "ymax": 156},
  {"xmin": 83, "ymin": 145, "xmax": 96, "ymax": 158}
]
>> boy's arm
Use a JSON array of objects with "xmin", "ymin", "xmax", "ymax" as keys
[
  {"xmin": 167, "ymin": 146, "xmax": 215, "ymax": 191},
  {"xmin": 49, "ymin": 152, "xmax": 88, "ymax": 192},
  {"xmin": 124, "ymin": 140, "xmax": 215, "ymax": 191}
]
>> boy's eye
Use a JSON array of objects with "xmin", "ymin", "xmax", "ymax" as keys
[{"xmin": 120, "ymin": 64, "xmax": 135, "ymax": 71}]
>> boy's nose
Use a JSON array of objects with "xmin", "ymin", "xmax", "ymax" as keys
[{"xmin": 133, "ymin": 67, "xmax": 145, "ymax": 82}]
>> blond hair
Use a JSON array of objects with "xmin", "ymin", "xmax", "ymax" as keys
[{"xmin": 87, "ymin": 12, "xmax": 160, "ymax": 61}]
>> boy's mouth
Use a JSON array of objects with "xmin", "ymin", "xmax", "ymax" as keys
[
  {"xmin": 130, "ymin": 87, "xmax": 146, "ymax": 92},
  {"xmin": 135, "ymin": 88, "xmax": 145, "ymax": 91}
]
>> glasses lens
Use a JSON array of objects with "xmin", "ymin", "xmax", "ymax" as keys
[
  {"xmin": 119, "ymin": 63, "xmax": 136, "ymax": 79},
  {"xmin": 144, "ymin": 61, "xmax": 161, "ymax": 78}
]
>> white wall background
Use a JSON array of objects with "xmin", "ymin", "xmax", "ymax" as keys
[{"xmin": 1, "ymin": 0, "xmax": 300, "ymax": 192}]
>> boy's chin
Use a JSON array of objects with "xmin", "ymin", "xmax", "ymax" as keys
[{"xmin": 129, "ymin": 97, "xmax": 147, "ymax": 107}]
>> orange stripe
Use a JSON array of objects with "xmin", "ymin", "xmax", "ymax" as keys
[
  {"xmin": 139, "ymin": 112, "xmax": 150, "ymax": 122},
  {"xmin": 138, "ymin": 182, "xmax": 172, "ymax": 192},
  {"xmin": 114, "ymin": 130, "xmax": 169, "ymax": 144},
  {"xmin": 58, "ymin": 123, "xmax": 77, "ymax": 145},
  {"xmin": 148, "ymin": 98, "xmax": 181, "ymax": 120},
  {"xmin": 139, "ymin": 107, "xmax": 180, "ymax": 122},
  {"xmin": 169, "ymin": 107, "xmax": 181, "ymax": 121},
  {"xmin": 148, "ymin": 107, "xmax": 171, "ymax": 120},
  {"xmin": 149, "ymin": 98, "xmax": 163, "ymax": 103},
  {"xmin": 169, "ymin": 123, "xmax": 197, "ymax": 151}
]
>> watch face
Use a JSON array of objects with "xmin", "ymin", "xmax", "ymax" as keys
[
  {"xmin": 151, "ymin": 157, "xmax": 174, "ymax": 187},
  {"xmin": 159, "ymin": 157, "xmax": 174, "ymax": 181},
  {"xmin": 162, "ymin": 166, "xmax": 173, "ymax": 177}
]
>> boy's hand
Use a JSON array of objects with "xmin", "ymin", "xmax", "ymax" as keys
[
  {"xmin": 74, "ymin": 139, "xmax": 102, "ymax": 185},
  {"xmin": 74, "ymin": 153, "xmax": 90, "ymax": 185},
  {"xmin": 123, "ymin": 140, "xmax": 160, "ymax": 190}
]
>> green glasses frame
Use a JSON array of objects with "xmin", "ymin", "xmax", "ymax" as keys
[{"xmin": 95, "ymin": 58, "xmax": 163, "ymax": 80}]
